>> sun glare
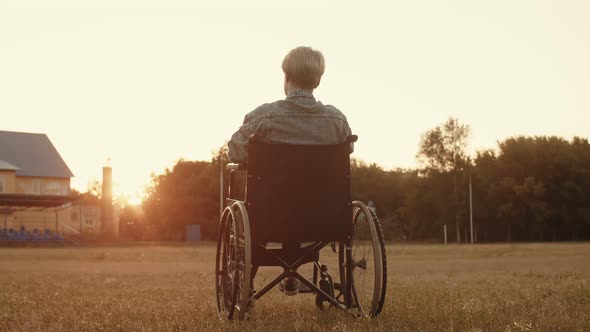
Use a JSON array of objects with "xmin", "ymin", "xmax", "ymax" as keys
[
  {"xmin": 112, "ymin": 185, "xmax": 146, "ymax": 207},
  {"xmin": 126, "ymin": 195, "xmax": 144, "ymax": 206}
]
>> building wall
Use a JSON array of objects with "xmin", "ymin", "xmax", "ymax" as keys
[
  {"xmin": 0, "ymin": 171, "xmax": 16, "ymax": 193},
  {"xmin": 70, "ymin": 205, "xmax": 102, "ymax": 238},
  {"xmin": 0, "ymin": 173, "xmax": 106, "ymax": 239},
  {"xmin": 4, "ymin": 210, "xmax": 65, "ymax": 233},
  {"xmin": 15, "ymin": 177, "xmax": 70, "ymax": 195},
  {"xmin": 2, "ymin": 205, "xmax": 101, "ymax": 238}
]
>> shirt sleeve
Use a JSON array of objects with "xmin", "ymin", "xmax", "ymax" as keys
[{"xmin": 227, "ymin": 112, "xmax": 261, "ymax": 163}]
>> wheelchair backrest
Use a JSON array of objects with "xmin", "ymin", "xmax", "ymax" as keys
[{"xmin": 246, "ymin": 138, "xmax": 353, "ymax": 243}]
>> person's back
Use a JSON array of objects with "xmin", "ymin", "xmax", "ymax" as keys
[{"xmin": 228, "ymin": 46, "xmax": 352, "ymax": 163}]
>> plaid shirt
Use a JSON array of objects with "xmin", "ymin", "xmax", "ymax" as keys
[{"xmin": 228, "ymin": 90, "xmax": 352, "ymax": 163}]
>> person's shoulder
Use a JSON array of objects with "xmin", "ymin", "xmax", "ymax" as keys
[
  {"xmin": 319, "ymin": 102, "xmax": 348, "ymax": 120},
  {"xmin": 244, "ymin": 103, "xmax": 273, "ymax": 122},
  {"xmin": 255, "ymin": 99, "xmax": 297, "ymax": 115}
]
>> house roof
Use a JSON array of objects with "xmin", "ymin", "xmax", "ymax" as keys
[
  {"xmin": 0, "ymin": 130, "xmax": 74, "ymax": 178},
  {"xmin": 0, "ymin": 160, "xmax": 20, "ymax": 171},
  {"xmin": 0, "ymin": 193, "xmax": 78, "ymax": 208}
]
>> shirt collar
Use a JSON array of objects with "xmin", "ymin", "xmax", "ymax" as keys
[{"xmin": 286, "ymin": 90, "xmax": 316, "ymax": 101}]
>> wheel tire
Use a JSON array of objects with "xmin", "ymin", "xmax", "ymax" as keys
[
  {"xmin": 340, "ymin": 201, "xmax": 387, "ymax": 317},
  {"xmin": 215, "ymin": 207, "xmax": 233, "ymax": 319},
  {"xmin": 215, "ymin": 202, "xmax": 252, "ymax": 320},
  {"xmin": 371, "ymin": 207, "xmax": 387, "ymax": 315}
]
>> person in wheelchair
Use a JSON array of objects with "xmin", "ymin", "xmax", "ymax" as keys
[
  {"xmin": 218, "ymin": 46, "xmax": 386, "ymax": 320},
  {"xmin": 228, "ymin": 46, "xmax": 353, "ymax": 295},
  {"xmin": 228, "ymin": 46, "xmax": 353, "ymax": 164}
]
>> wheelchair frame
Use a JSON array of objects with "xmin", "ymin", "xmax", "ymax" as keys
[{"xmin": 215, "ymin": 137, "xmax": 387, "ymax": 320}]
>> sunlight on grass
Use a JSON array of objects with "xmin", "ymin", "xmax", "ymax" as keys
[{"xmin": 0, "ymin": 243, "xmax": 589, "ymax": 331}]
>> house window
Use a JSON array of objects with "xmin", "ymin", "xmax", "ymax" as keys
[
  {"xmin": 46, "ymin": 181, "xmax": 62, "ymax": 195},
  {"xmin": 33, "ymin": 179, "xmax": 41, "ymax": 194}
]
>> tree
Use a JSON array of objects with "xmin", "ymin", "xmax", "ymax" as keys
[
  {"xmin": 417, "ymin": 117, "xmax": 471, "ymax": 242},
  {"xmin": 350, "ymin": 159, "xmax": 415, "ymax": 240},
  {"xmin": 417, "ymin": 117, "xmax": 471, "ymax": 173},
  {"xmin": 469, "ymin": 135, "xmax": 590, "ymax": 242},
  {"xmin": 87, "ymin": 178, "xmax": 102, "ymax": 199},
  {"xmin": 142, "ymin": 144, "xmax": 228, "ymax": 241}
]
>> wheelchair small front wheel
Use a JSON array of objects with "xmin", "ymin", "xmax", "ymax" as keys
[
  {"xmin": 342, "ymin": 201, "xmax": 387, "ymax": 317},
  {"xmin": 215, "ymin": 202, "xmax": 252, "ymax": 320}
]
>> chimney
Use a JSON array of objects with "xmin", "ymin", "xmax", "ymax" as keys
[{"xmin": 101, "ymin": 163, "xmax": 115, "ymax": 239}]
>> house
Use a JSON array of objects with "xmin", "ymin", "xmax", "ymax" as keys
[
  {"xmin": 0, "ymin": 130, "xmax": 73, "ymax": 195},
  {"xmin": 0, "ymin": 130, "xmax": 101, "ymax": 240}
]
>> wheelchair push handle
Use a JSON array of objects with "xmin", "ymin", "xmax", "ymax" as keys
[{"xmin": 226, "ymin": 135, "xmax": 357, "ymax": 172}]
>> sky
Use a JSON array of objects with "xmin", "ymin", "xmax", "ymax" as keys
[{"xmin": 1, "ymin": 0, "xmax": 589, "ymax": 204}]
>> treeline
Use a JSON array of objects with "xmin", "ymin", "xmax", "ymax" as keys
[
  {"xmin": 352, "ymin": 137, "xmax": 590, "ymax": 242},
  {"xmin": 142, "ymin": 119, "xmax": 590, "ymax": 242}
]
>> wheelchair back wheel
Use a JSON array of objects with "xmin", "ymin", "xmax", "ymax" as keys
[
  {"xmin": 341, "ymin": 201, "xmax": 387, "ymax": 317},
  {"xmin": 215, "ymin": 202, "xmax": 252, "ymax": 320}
]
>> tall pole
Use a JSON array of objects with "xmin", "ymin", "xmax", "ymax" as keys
[
  {"xmin": 469, "ymin": 173, "xmax": 474, "ymax": 244},
  {"xmin": 444, "ymin": 224, "xmax": 447, "ymax": 245},
  {"xmin": 219, "ymin": 157, "xmax": 223, "ymax": 219},
  {"xmin": 454, "ymin": 172, "xmax": 459, "ymax": 243}
]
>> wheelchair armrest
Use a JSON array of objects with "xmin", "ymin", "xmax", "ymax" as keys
[
  {"xmin": 226, "ymin": 163, "xmax": 246, "ymax": 171},
  {"xmin": 346, "ymin": 135, "xmax": 358, "ymax": 143},
  {"xmin": 346, "ymin": 135, "xmax": 358, "ymax": 154}
]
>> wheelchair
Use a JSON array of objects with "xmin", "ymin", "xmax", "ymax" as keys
[{"xmin": 215, "ymin": 136, "xmax": 387, "ymax": 320}]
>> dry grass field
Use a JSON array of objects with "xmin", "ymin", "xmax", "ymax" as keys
[{"xmin": 0, "ymin": 242, "xmax": 589, "ymax": 331}]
